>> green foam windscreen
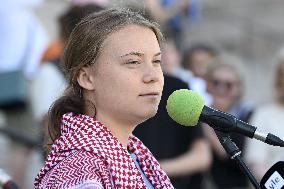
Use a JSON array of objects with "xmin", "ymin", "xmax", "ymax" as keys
[{"xmin": 166, "ymin": 89, "xmax": 205, "ymax": 126}]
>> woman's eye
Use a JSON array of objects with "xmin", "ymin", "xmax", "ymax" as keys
[
  {"xmin": 153, "ymin": 60, "xmax": 161, "ymax": 64},
  {"xmin": 126, "ymin": 60, "xmax": 140, "ymax": 65}
]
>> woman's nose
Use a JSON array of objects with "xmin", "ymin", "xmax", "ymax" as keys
[{"xmin": 142, "ymin": 63, "xmax": 162, "ymax": 83}]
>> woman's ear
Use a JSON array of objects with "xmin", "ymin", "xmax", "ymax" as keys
[{"xmin": 77, "ymin": 67, "xmax": 96, "ymax": 90}]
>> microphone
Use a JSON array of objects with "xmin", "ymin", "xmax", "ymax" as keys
[
  {"xmin": 0, "ymin": 169, "xmax": 19, "ymax": 189},
  {"xmin": 166, "ymin": 89, "xmax": 284, "ymax": 147},
  {"xmin": 260, "ymin": 161, "xmax": 284, "ymax": 189}
]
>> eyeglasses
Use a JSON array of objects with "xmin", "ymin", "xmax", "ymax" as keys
[{"xmin": 210, "ymin": 79, "xmax": 239, "ymax": 91}]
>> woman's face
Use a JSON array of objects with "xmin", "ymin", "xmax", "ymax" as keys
[
  {"xmin": 88, "ymin": 24, "xmax": 164, "ymax": 125},
  {"xmin": 207, "ymin": 67, "xmax": 241, "ymax": 111},
  {"xmin": 189, "ymin": 51, "xmax": 214, "ymax": 78}
]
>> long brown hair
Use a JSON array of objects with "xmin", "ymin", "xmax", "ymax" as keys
[{"xmin": 46, "ymin": 8, "xmax": 164, "ymax": 149}]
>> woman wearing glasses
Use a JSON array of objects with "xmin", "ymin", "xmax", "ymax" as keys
[{"xmin": 204, "ymin": 54, "xmax": 253, "ymax": 189}]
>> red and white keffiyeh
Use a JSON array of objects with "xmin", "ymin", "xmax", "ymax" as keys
[{"xmin": 34, "ymin": 113, "xmax": 174, "ymax": 189}]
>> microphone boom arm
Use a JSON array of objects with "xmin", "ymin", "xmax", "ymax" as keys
[{"xmin": 214, "ymin": 130, "xmax": 260, "ymax": 189}]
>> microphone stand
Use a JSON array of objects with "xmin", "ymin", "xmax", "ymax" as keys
[{"xmin": 214, "ymin": 130, "xmax": 260, "ymax": 189}]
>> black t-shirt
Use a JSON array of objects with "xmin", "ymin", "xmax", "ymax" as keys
[{"xmin": 134, "ymin": 75, "xmax": 205, "ymax": 189}]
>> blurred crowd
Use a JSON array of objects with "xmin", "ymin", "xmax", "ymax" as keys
[{"xmin": 0, "ymin": 0, "xmax": 283, "ymax": 189}]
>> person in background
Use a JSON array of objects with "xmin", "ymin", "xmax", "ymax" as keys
[
  {"xmin": 145, "ymin": 0, "xmax": 202, "ymax": 49},
  {"xmin": 35, "ymin": 8, "xmax": 174, "ymax": 188},
  {"xmin": 0, "ymin": 0, "xmax": 47, "ymax": 188},
  {"xmin": 41, "ymin": 0, "xmax": 109, "ymax": 63},
  {"xmin": 134, "ymin": 34, "xmax": 211, "ymax": 189},
  {"xmin": 41, "ymin": 4, "xmax": 104, "ymax": 63},
  {"xmin": 182, "ymin": 43, "xmax": 218, "ymax": 105},
  {"xmin": 161, "ymin": 38, "xmax": 193, "ymax": 83},
  {"xmin": 31, "ymin": 4, "xmax": 103, "ymax": 136},
  {"xmin": 0, "ymin": 0, "xmax": 47, "ymax": 79},
  {"xmin": 204, "ymin": 54, "xmax": 253, "ymax": 189},
  {"xmin": 245, "ymin": 48, "xmax": 284, "ymax": 181}
]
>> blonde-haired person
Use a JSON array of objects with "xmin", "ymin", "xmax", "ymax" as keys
[
  {"xmin": 245, "ymin": 49, "xmax": 284, "ymax": 181},
  {"xmin": 204, "ymin": 54, "xmax": 253, "ymax": 189},
  {"xmin": 34, "ymin": 8, "xmax": 174, "ymax": 189}
]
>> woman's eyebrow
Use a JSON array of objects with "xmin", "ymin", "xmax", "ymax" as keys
[
  {"xmin": 120, "ymin": 51, "xmax": 162, "ymax": 58},
  {"xmin": 121, "ymin": 51, "xmax": 143, "ymax": 58},
  {"xmin": 154, "ymin": 52, "xmax": 162, "ymax": 57}
]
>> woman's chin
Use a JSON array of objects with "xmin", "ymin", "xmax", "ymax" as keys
[{"xmin": 136, "ymin": 108, "xmax": 158, "ymax": 123}]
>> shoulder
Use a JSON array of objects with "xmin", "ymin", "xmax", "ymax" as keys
[
  {"xmin": 59, "ymin": 150, "xmax": 106, "ymax": 175},
  {"xmin": 162, "ymin": 75, "xmax": 189, "ymax": 103},
  {"xmin": 234, "ymin": 102, "xmax": 254, "ymax": 122},
  {"xmin": 164, "ymin": 74, "xmax": 189, "ymax": 90},
  {"xmin": 259, "ymin": 102, "xmax": 281, "ymax": 112},
  {"xmin": 49, "ymin": 151, "xmax": 110, "ymax": 188},
  {"xmin": 251, "ymin": 102, "xmax": 278, "ymax": 119}
]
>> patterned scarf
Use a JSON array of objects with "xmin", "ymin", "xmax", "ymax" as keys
[{"xmin": 34, "ymin": 113, "xmax": 174, "ymax": 189}]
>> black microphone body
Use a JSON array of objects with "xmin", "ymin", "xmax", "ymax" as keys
[
  {"xmin": 200, "ymin": 106, "xmax": 284, "ymax": 147},
  {"xmin": 2, "ymin": 181, "xmax": 20, "ymax": 189},
  {"xmin": 0, "ymin": 169, "xmax": 19, "ymax": 189},
  {"xmin": 201, "ymin": 106, "xmax": 256, "ymax": 137},
  {"xmin": 260, "ymin": 161, "xmax": 284, "ymax": 189}
]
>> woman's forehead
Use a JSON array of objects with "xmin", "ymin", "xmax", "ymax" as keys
[
  {"xmin": 213, "ymin": 66, "xmax": 237, "ymax": 76},
  {"xmin": 100, "ymin": 25, "xmax": 160, "ymax": 55}
]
